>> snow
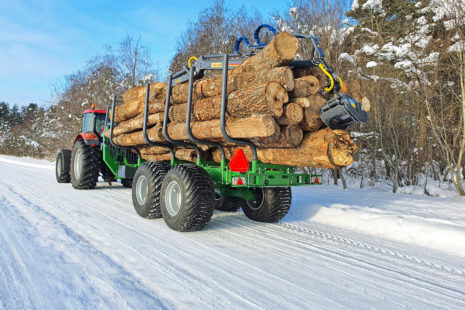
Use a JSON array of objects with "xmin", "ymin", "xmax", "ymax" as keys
[
  {"xmin": 1, "ymin": 155, "xmax": 465, "ymax": 309},
  {"xmin": 366, "ymin": 61, "xmax": 378, "ymax": 68},
  {"xmin": 339, "ymin": 52, "xmax": 357, "ymax": 65},
  {"xmin": 362, "ymin": 0, "xmax": 383, "ymax": 12}
]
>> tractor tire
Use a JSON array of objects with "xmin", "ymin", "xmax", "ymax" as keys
[
  {"xmin": 242, "ymin": 187, "xmax": 292, "ymax": 223},
  {"xmin": 70, "ymin": 140, "xmax": 100, "ymax": 189},
  {"xmin": 55, "ymin": 149, "xmax": 71, "ymax": 183},
  {"xmin": 132, "ymin": 162, "xmax": 169, "ymax": 219},
  {"xmin": 160, "ymin": 164, "xmax": 215, "ymax": 232},
  {"xmin": 215, "ymin": 196, "xmax": 242, "ymax": 212},
  {"xmin": 121, "ymin": 179, "xmax": 133, "ymax": 188}
]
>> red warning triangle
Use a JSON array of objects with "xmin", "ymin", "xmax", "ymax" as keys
[
  {"xmin": 237, "ymin": 177, "xmax": 244, "ymax": 185},
  {"xmin": 314, "ymin": 176, "xmax": 320, "ymax": 184},
  {"xmin": 229, "ymin": 148, "xmax": 249, "ymax": 172}
]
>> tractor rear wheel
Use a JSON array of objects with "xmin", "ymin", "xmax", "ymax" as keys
[
  {"xmin": 132, "ymin": 162, "xmax": 169, "ymax": 219},
  {"xmin": 241, "ymin": 187, "xmax": 292, "ymax": 223},
  {"xmin": 56, "ymin": 149, "xmax": 71, "ymax": 183},
  {"xmin": 70, "ymin": 140, "xmax": 100, "ymax": 189},
  {"xmin": 160, "ymin": 164, "xmax": 215, "ymax": 232}
]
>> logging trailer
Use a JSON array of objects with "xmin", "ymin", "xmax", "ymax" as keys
[{"xmin": 55, "ymin": 25, "xmax": 368, "ymax": 231}]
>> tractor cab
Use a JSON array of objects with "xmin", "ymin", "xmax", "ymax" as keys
[
  {"xmin": 82, "ymin": 109, "xmax": 106, "ymax": 134},
  {"xmin": 74, "ymin": 106, "xmax": 107, "ymax": 146}
]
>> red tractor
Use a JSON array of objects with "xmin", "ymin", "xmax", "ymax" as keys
[{"xmin": 55, "ymin": 106, "xmax": 129, "ymax": 188}]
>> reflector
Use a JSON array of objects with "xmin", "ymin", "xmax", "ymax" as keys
[{"xmin": 229, "ymin": 149, "xmax": 249, "ymax": 172}]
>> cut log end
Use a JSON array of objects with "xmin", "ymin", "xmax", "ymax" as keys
[
  {"xmin": 327, "ymin": 129, "xmax": 358, "ymax": 167},
  {"xmin": 273, "ymin": 32, "xmax": 299, "ymax": 61},
  {"xmin": 265, "ymin": 82, "xmax": 288, "ymax": 117}
]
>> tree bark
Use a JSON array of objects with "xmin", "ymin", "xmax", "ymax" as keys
[
  {"xmin": 166, "ymin": 115, "xmax": 279, "ymax": 141},
  {"xmin": 194, "ymin": 66, "xmax": 295, "ymax": 98},
  {"xmin": 212, "ymin": 128, "xmax": 357, "ymax": 168},
  {"xmin": 139, "ymin": 145, "xmax": 171, "ymax": 155},
  {"xmin": 293, "ymin": 67, "xmax": 327, "ymax": 87},
  {"xmin": 104, "ymin": 112, "xmax": 165, "ymax": 137},
  {"xmin": 233, "ymin": 32, "xmax": 299, "ymax": 74},
  {"xmin": 253, "ymin": 124, "xmax": 303, "ymax": 147},
  {"xmin": 168, "ymin": 82, "xmax": 288, "ymax": 122},
  {"xmin": 110, "ymin": 123, "xmax": 165, "ymax": 146},
  {"xmin": 142, "ymin": 153, "xmax": 171, "ymax": 162}
]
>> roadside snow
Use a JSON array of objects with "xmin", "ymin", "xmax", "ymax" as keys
[{"xmin": 289, "ymin": 186, "xmax": 465, "ymax": 257}]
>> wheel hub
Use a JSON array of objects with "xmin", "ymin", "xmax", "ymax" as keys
[
  {"xmin": 57, "ymin": 156, "xmax": 62, "ymax": 175},
  {"xmin": 165, "ymin": 180, "xmax": 182, "ymax": 216},
  {"xmin": 74, "ymin": 149, "xmax": 83, "ymax": 180},
  {"xmin": 135, "ymin": 175, "xmax": 148, "ymax": 205}
]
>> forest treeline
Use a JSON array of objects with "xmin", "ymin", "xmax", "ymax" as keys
[{"xmin": 1, "ymin": 0, "xmax": 464, "ymax": 195}]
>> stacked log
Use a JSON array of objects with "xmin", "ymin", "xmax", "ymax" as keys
[{"xmin": 106, "ymin": 32, "xmax": 367, "ymax": 169}]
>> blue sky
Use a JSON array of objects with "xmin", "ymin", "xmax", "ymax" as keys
[{"xmin": 0, "ymin": 0, "xmax": 291, "ymax": 107}]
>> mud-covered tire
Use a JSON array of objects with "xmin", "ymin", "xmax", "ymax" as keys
[
  {"xmin": 242, "ymin": 187, "xmax": 292, "ymax": 223},
  {"xmin": 121, "ymin": 179, "xmax": 133, "ymax": 188},
  {"xmin": 160, "ymin": 164, "xmax": 215, "ymax": 232},
  {"xmin": 56, "ymin": 149, "xmax": 71, "ymax": 183},
  {"xmin": 215, "ymin": 196, "xmax": 242, "ymax": 212},
  {"xmin": 132, "ymin": 162, "xmax": 169, "ymax": 219},
  {"xmin": 70, "ymin": 140, "xmax": 100, "ymax": 189}
]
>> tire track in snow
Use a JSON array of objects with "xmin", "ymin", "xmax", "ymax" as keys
[
  {"xmin": 0, "ymin": 181, "xmax": 170, "ymax": 310},
  {"xmin": 278, "ymin": 221, "xmax": 465, "ymax": 275},
  {"xmin": 0, "ymin": 197, "xmax": 44, "ymax": 310},
  {"xmin": 210, "ymin": 215, "xmax": 465, "ymax": 307}
]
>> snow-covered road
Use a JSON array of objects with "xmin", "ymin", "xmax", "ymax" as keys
[{"xmin": 1, "ymin": 156, "xmax": 465, "ymax": 309}]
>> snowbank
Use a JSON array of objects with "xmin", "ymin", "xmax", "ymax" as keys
[{"xmin": 287, "ymin": 186, "xmax": 465, "ymax": 257}]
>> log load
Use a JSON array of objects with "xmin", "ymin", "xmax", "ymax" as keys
[
  {"xmin": 106, "ymin": 31, "xmax": 368, "ymax": 169},
  {"xmin": 170, "ymin": 66, "xmax": 294, "ymax": 103},
  {"xmin": 110, "ymin": 115, "xmax": 280, "ymax": 147},
  {"xmin": 212, "ymin": 128, "xmax": 357, "ymax": 169},
  {"xmin": 168, "ymin": 82, "xmax": 288, "ymax": 122},
  {"xmin": 113, "ymin": 82, "xmax": 167, "ymax": 122}
]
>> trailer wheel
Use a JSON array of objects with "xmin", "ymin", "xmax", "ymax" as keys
[
  {"xmin": 242, "ymin": 187, "xmax": 292, "ymax": 223},
  {"xmin": 160, "ymin": 164, "xmax": 215, "ymax": 232},
  {"xmin": 215, "ymin": 196, "xmax": 242, "ymax": 212},
  {"xmin": 70, "ymin": 140, "xmax": 100, "ymax": 189},
  {"xmin": 132, "ymin": 162, "xmax": 169, "ymax": 219},
  {"xmin": 56, "ymin": 149, "xmax": 72, "ymax": 183},
  {"xmin": 121, "ymin": 179, "xmax": 132, "ymax": 188}
]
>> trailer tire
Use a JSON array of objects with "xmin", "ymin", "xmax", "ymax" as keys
[
  {"xmin": 56, "ymin": 149, "xmax": 72, "ymax": 183},
  {"xmin": 121, "ymin": 179, "xmax": 132, "ymax": 188},
  {"xmin": 215, "ymin": 196, "xmax": 242, "ymax": 212},
  {"xmin": 70, "ymin": 140, "xmax": 100, "ymax": 189},
  {"xmin": 160, "ymin": 164, "xmax": 215, "ymax": 231},
  {"xmin": 242, "ymin": 187, "xmax": 292, "ymax": 223},
  {"xmin": 132, "ymin": 162, "xmax": 169, "ymax": 219}
]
